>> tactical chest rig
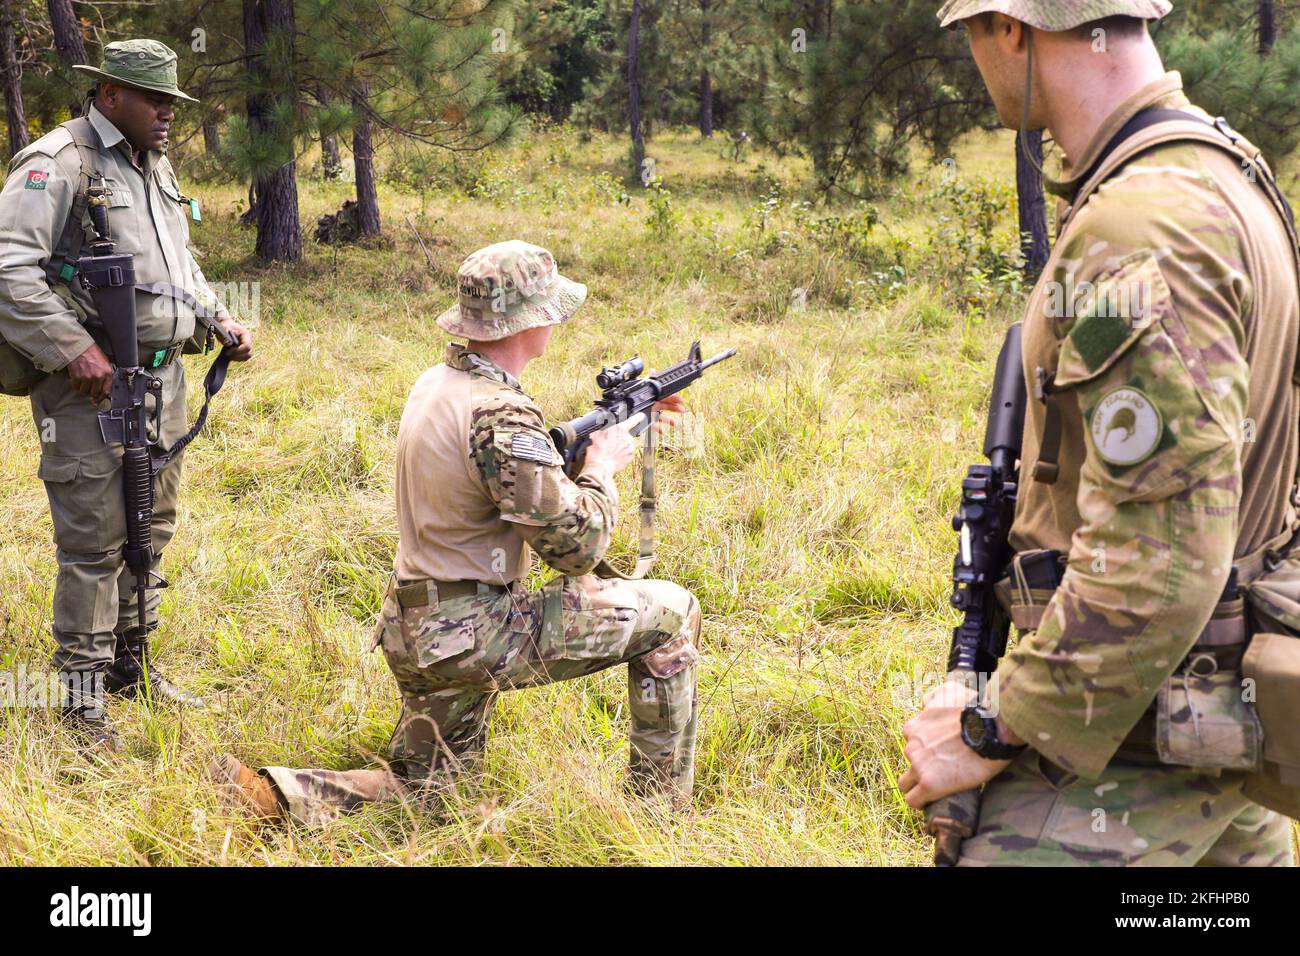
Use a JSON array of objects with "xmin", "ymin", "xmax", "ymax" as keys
[{"xmin": 1020, "ymin": 110, "xmax": 1300, "ymax": 818}]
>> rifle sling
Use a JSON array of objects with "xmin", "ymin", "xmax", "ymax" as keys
[{"xmin": 594, "ymin": 416, "xmax": 657, "ymax": 581}]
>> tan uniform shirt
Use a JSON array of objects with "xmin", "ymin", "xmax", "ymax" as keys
[
  {"xmin": 993, "ymin": 74, "xmax": 1300, "ymax": 778},
  {"xmin": 0, "ymin": 104, "xmax": 228, "ymax": 371},
  {"xmin": 394, "ymin": 344, "xmax": 619, "ymax": 584}
]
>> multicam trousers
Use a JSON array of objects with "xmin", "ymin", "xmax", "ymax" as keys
[
  {"xmin": 262, "ymin": 573, "xmax": 702, "ymax": 826},
  {"xmin": 958, "ymin": 750, "xmax": 1296, "ymax": 866}
]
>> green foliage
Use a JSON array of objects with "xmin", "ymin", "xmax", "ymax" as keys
[
  {"xmin": 749, "ymin": 0, "xmax": 993, "ymax": 194},
  {"xmin": 643, "ymin": 175, "xmax": 679, "ymax": 236},
  {"xmin": 1160, "ymin": 19, "xmax": 1300, "ymax": 163}
]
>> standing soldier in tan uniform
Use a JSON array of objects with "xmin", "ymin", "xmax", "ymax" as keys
[
  {"xmin": 901, "ymin": 1, "xmax": 1300, "ymax": 864},
  {"xmin": 0, "ymin": 41, "xmax": 254, "ymax": 749},
  {"xmin": 214, "ymin": 241, "xmax": 702, "ymax": 825}
]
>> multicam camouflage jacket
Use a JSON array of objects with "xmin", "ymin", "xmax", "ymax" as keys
[{"xmin": 992, "ymin": 75, "xmax": 1300, "ymax": 779}]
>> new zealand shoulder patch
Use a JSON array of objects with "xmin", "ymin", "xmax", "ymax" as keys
[
  {"xmin": 24, "ymin": 170, "xmax": 49, "ymax": 190},
  {"xmin": 510, "ymin": 431, "xmax": 556, "ymax": 465},
  {"xmin": 1090, "ymin": 386, "xmax": 1162, "ymax": 467}
]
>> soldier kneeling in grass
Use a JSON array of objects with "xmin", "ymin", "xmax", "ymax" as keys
[{"xmin": 212, "ymin": 241, "xmax": 702, "ymax": 824}]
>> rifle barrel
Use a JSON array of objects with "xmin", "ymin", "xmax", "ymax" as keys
[{"xmin": 700, "ymin": 348, "xmax": 737, "ymax": 370}]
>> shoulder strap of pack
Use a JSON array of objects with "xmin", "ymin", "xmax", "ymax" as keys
[
  {"xmin": 1067, "ymin": 109, "xmax": 1298, "ymax": 264},
  {"xmin": 44, "ymin": 115, "xmax": 104, "ymax": 287}
]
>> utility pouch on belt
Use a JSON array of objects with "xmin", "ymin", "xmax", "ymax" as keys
[
  {"xmin": 1240, "ymin": 548, "xmax": 1300, "ymax": 817},
  {"xmin": 1156, "ymin": 598, "xmax": 1261, "ymax": 772}
]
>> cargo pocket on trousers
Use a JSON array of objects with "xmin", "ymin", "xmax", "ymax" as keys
[
  {"xmin": 539, "ymin": 580, "xmax": 637, "ymax": 663},
  {"xmin": 403, "ymin": 606, "xmax": 475, "ymax": 671},
  {"xmin": 1157, "ymin": 657, "xmax": 1262, "ymax": 771},
  {"xmin": 38, "ymin": 453, "xmax": 116, "ymax": 554},
  {"xmin": 641, "ymin": 634, "xmax": 699, "ymax": 732}
]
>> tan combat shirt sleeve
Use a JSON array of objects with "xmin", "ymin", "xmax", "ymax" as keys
[
  {"xmin": 992, "ymin": 167, "xmax": 1252, "ymax": 779},
  {"xmin": 0, "ymin": 137, "xmax": 96, "ymax": 371},
  {"xmin": 469, "ymin": 394, "xmax": 619, "ymax": 576}
]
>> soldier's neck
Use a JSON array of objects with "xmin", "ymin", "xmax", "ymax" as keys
[
  {"xmin": 469, "ymin": 339, "xmax": 531, "ymax": 380},
  {"xmin": 1039, "ymin": 37, "xmax": 1167, "ymax": 169}
]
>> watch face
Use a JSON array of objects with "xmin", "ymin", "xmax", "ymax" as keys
[{"xmin": 962, "ymin": 708, "xmax": 988, "ymax": 748}]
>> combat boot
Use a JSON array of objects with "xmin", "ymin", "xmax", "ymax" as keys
[
  {"xmin": 207, "ymin": 755, "xmax": 286, "ymax": 822},
  {"xmin": 105, "ymin": 628, "xmax": 206, "ymax": 708},
  {"xmin": 59, "ymin": 669, "xmax": 122, "ymax": 753}
]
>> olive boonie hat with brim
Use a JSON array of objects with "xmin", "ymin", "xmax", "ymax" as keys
[
  {"xmin": 937, "ymin": 0, "xmax": 1172, "ymax": 31},
  {"xmin": 72, "ymin": 39, "xmax": 198, "ymax": 103},
  {"xmin": 437, "ymin": 240, "xmax": 588, "ymax": 342}
]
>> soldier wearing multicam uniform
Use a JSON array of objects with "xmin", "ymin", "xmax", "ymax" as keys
[
  {"xmin": 214, "ymin": 240, "xmax": 701, "ymax": 824},
  {"xmin": 901, "ymin": 1, "xmax": 1300, "ymax": 865}
]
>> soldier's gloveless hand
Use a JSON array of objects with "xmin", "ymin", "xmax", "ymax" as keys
[
  {"xmin": 583, "ymin": 412, "xmax": 647, "ymax": 480},
  {"xmin": 218, "ymin": 319, "xmax": 254, "ymax": 362},
  {"xmin": 65, "ymin": 342, "xmax": 114, "ymax": 404}
]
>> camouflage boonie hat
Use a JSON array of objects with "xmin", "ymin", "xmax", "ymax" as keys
[
  {"xmin": 72, "ymin": 39, "xmax": 198, "ymax": 103},
  {"xmin": 938, "ymin": 0, "xmax": 1172, "ymax": 31},
  {"xmin": 436, "ymin": 240, "xmax": 587, "ymax": 341}
]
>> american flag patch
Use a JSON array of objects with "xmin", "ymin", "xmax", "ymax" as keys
[{"xmin": 510, "ymin": 432, "xmax": 555, "ymax": 465}]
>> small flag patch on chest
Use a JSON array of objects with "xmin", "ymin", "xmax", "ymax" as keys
[
  {"xmin": 24, "ymin": 170, "xmax": 49, "ymax": 190},
  {"xmin": 510, "ymin": 432, "xmax": 555, "ymax": 465}
]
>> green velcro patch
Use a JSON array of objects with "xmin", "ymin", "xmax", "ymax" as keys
[{"xmin": 1069, "ymin": 309, "xmax": 1133, "ymax": 375}]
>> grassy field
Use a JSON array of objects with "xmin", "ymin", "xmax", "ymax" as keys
[{"xmin": 1, "ymin": 123, "xmax": 1296, "ymax": 866}]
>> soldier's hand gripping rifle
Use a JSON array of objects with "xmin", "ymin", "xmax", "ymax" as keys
[
  {"xmin": 549, "ymin": 340, "xmax": 736, "ymax": 579},
  {"xmin": 923, "ymin": 322, "xmax": 1027, "ymax": 866},
  {"xmin": 77, "ymin": 184, "xmax": 236, "ymax": 633}
]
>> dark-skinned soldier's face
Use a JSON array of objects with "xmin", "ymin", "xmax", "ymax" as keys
[{"xmin": 99, "ymin": 82, "xmax": 176, "ymax": 153}]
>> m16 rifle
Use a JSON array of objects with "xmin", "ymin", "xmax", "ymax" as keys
[
  {"xmin": 77, "ymin": 182, "xmax": 235, "ymax": 633},
  {"xmin": 924, "ymin": 322, "xmax": 1027, "ymax": 866},
  {"xmin": 549, "ymin": 340, "xmax": 736, "ymax": 579}
]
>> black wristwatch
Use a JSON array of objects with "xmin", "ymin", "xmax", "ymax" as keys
[{"xmin": 961, "ymin": 702, "xmax": 1028, "ymax": 760}]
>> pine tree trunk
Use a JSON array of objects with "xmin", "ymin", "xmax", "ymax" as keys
[
  {"xmin": 203, "ymin": 121, "xmax": 222, "ymax": 156},
  {"xmin": 628, "ymin": 0, "xmax": 645, "ymax": 183},
  {"xmin": 1016, "ymin": 129, "xmax": 1050, "ymax": 279},
  {"xmin": 700, "ymin": 68, "xmax": 713, "ymax": 138},
  {"xmin": 699, "ymin": 0, "xmax": 712, "ymax": 138},
  {"xmin": 809, "ymin": 0, "xmax": 832, "ymax": 185},
  {"xmin": 46, "ymin": 0, "xmax": 86, "ymax": 117},
  {"xmin": 351, "ymin": 80, "xmax": 381, "ymax": 238},
  {"xmin": 243, "ymin": 0, "xmax": 302, "ymax": 262},
  {"xmin": 1, "ymin": 0, "xmax": 27, "ymax": 157},
  {"xmin": 1259, "ymin": 0, "xmax": 1277, "ymax": 54},
  {"xmin": 319, "ymin": 84, "xmax": 340, "ymax": 179}
]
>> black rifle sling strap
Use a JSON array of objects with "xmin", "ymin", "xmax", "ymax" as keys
[
  {"xmin": 139, "ymin": 281, "xmax": 234, "ymax": 471},
  {"xmin": 1033, "ymin": 108, "xmax": 1300, "ymax": 487}
]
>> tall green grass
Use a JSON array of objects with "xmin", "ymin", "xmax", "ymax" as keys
[{"xmin": 1, "ymin": 126, "xmax": 1294, "ymax": 865}]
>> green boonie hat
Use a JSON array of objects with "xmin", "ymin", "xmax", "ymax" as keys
[
  {"xmin": 937, "ymin": 0, "xmax": 1172, "ymax": 31},
  {"xmin": 437, "ymin": 240, "xmax": 588, "ymax": 342},
  {"xmin": 72, "ymin": 39, "xmax": 198, "ymax": 103}
]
